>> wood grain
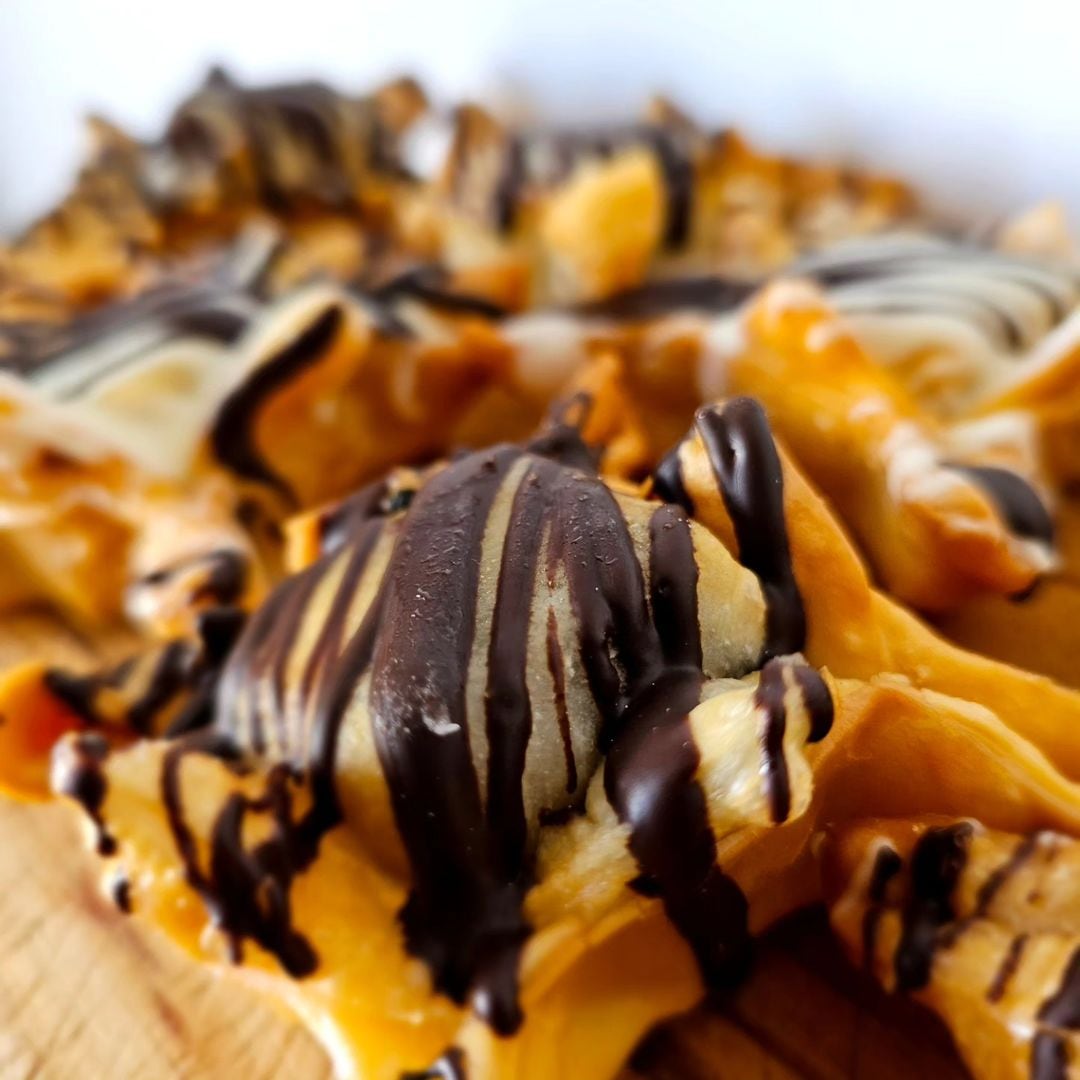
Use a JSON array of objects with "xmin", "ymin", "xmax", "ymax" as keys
[{"xmin": 0, "ymin": 611, "xmax": 969, "ymax": 1079}]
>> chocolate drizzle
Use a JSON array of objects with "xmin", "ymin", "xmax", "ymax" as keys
[
  {"xmin": 574, "ymin": 275, "xmax": 755, "ymax": 321},
  {"xmin": 946, "ymin": 464, "xmax": 1055, "ymax": 545},
  {"xmin": 545, "ymin": 608, "xmax": 576, "ymax": 795},
  {"xmin": 149, "ymin": 416, "xmax": 830, "ymax": 1032},
  {"xmin": 605, "ymin": 668, "xmax": 752, "ymax": 988},
  {"xmin": 210, "ymin": 303, "xmax": 343, "ymax": 498},
  {"xmin": 1033, "ymin": 947, "xmax": 1080, "ymax": 1080},
  {"xmin": 973, "ymin": 833, "xmax": 1038, "ymax": 916},
  {"xmin": 111, "ymin": 871, "xmax": 133, "ymax": 915},
  {"xmin": 51, "ymin": 733, "xmax": 115, "ymax": 856},
  {"xmin": 486, "ymin": 463, "xmax": 547, "ymax": 881},
  {"xmin": 137, "ymin": 548, "xmax": 249, "ymax": 608},
  {"xmin": 755, "ymin": 660, "xmax": 793, "ymax": 824},
  {"xmin": 893, "ymin": 823, "xmax": 973, "ymax": 992},
  {"xmin": 753, "ymin": 659, "xmax": 832, "ymax": 824},
  {"xmin": 648, "ymin": 504, "xmax": 702, "ymax": 670},
  {"xmin": 986, "ymin": 933, "xmax": 1026, "ymax": 1004},
  {"xmin": 5, "ymin": 282, "xmax": 256, "ymax": 385},
  {"xmin": 402, "ymin": 1046, "xmax": 467, "ymax": 1080},
  {"xmin": 162, "ymin": 736, "xmax": 318, "ymax": 976},
  {"xmin": 484, "ymin": 123, "xmax": 696, "ymax": 249},
  {"xmin": 694, "ymin": 398, "xmax": 806, "ymax": 659},
  {"xmin": 861, "ymin": 844, "xmax": 902, "ymax": 974},
  {"xmin": 369, "ymin": 266, "xmax": 508, "ymax": 321},
  {"xmin": 362, "ymin": 444, "xmax": 526, "ymax": 1030}
]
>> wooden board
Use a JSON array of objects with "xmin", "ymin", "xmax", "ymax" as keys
[{"xmin": 0, "ymin": 612, "xmax": 970, "ymax": 1080}]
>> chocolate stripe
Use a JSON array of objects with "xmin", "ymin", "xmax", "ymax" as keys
[
  {"xmin": 1033, "ymin": 947, "xmax": 1080, "ymax": 1080},
  {"xmin": 210, "ymin": 304, "xmax": 343, "ymax": 498},
  {"xmin": 695, "ymin": 398, "xmax": 806, "ymax": 659},
  {"xmin": 861, "ymin": 845, "xmax": 902, "ymax": 975},
  {"xmin": 485, "ymin": 463, "xmax": 546, "ymax": 882},
  {"xmin": 894, "ymin": 823, "xmax": 973, "ymax": 992},
  {"xmin": 367, "ymin": 445, "xmax": 526, "ymax": 1033},
  {"xmin": 946, "ymin": 464, "xmax": 1054, "ymax": 545},
  {"xmin": 987, "ymin": 933, "xmax": 1027, "ymax": 1004},
  {"xmin": 648, "ymin": 503, "xmax": 702, "ymax": 670},
  {"xmin": 605, "ymin": 668, "xmax": 752, "ymax": 988}
]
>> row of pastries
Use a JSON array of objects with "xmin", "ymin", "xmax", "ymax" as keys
[{"xmin": 3, "ymin": 69, "xmax": 1080, "ymax": 1080}]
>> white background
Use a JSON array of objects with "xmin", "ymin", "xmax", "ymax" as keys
[{"xmin": 2, "ymin": 0, "xmax": 1079, "ymax": 233}]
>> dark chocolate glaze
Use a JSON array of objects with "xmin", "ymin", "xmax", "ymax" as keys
[
  {"xmin": 52, "ymin": 733, "xmax": 115, "ymax": 856},
  {"xmin": 44, "ymin": 663, "xmax": 130, "ymax": 728},
  {"xmin": 645, "ymin": 128, "xmax": 695, "ymax": 250},
  {"xmin": 210, "ymin": 303, "xmax": 343, "ymax": 498},
  {"xmin": 128, "ymin": 641, "xmax": 198, "ymax": 734},
  {"xmin": 652, "ymin": 444, "xmax": 694, "ymax": 513},
  {"xmin": 315, "ymin": 474, "xmax": 416, "ymax": 557},
  {"xmin": 138, "ymin": 548, "xmax": 249, "ymax": 608},
  {"xmin": 893, "ymin": 823, "xmax": 973, "ymax": 992},
  {"xmin": 156, "ymin": 418, "xmax": 832, "ymax": 1031},
  {"xmin": 755, "ymin": 660, "xmax": 793, "ymax": 824},
  {"xmin": 111, "ymin": 871, "xmax": 133, "ymax": 915},
  {"xmin": 974, "ymin": 833, "xmax": 1038, "ymax": 916},
  {"xmin": 861, "ymin": 844, "xmax": 902, "ymax": 974},
  {"xmin": 573, "ymin": 275, "xmax": 756, "ymax": 322},
  {"xmin": 162, "ymin": 735, "xmax": 317, "ymax": 976},
  {"xmin": 986, "ymin": 933, "xmax": 1027, "ymax": 1004},
  {"xmin": 486, "ymin": 463, "xmax": 546, "ymax": 882},
  {"xmin": 369, "ymin": 266, "xmax": 508, "ymax": 322},
  {"xmin": 946, "ymin": 464, "xmax": 1055, "ymax": 545},
  {"xmin": 482, "ymin": 123, "xmax": 695, "ymax": 249},
  {"xmin": 157, "ymin": 68, "xmax": 396, "ymax": 212},
  {"xmin": 45, "ymin": 616, "xmax": 238, "ymax": 740},
  {"xmin": 493, "ymin": 136, "xmax": 525, "ymax": 233},
  {"xmin": 1034, "ymin": 947, "xmax": 1080, "ymax": 1080},
  {"xmin": 793, "ymin": 665, "xmax": 834, "ymax": 743},
  {"xmin": 363, "ymin": 444, "xmax": 526, "ymax": 1031},
  {"xmin": 44, "ymin": 643, "xmax": 192, "ymax": 738},
  {"xmin": 401, "ymin": 1046, "xmax": 467, "ymax": 1080},
  {"xmin": 753, "ymin": 659, "xmax": 832, "ymax": 824},
  {"xmin": 648, "ymin": 503, "xmax": 702, "ymax": 670},
  {"xmin": 3, "ymin": 282, "xmax": 254, "ymax": 384},
  {"xmin": 605, "ymin": 667, "xmax": 752, "ymax": 988},
  {"xmin": 695, "ymin": 398, "xmax": 806, "ymax": 659}
]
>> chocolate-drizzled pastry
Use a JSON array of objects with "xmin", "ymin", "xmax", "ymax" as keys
[
  {"xmin": 14, "ymin": 69, "xmax": 1080, "ymax": 1080},
  {"xmin": 139, "ymin": 67, "xmax": 427, "ymax": 214},
  {"xmin": 4, "ymin": 411, "xmax": 848, "ymax": 1076},
  {"xmin": 431, "ymin": 101, "xmax": 915, "ymax": 304},
  {"xmin": 825, "ymin": 819, "xmax": 1080, "ymax": 1080},
  {"xmin": 209, "ymin": 422, "xmax": 773, "ymax": 1022},
  {"xmin": 444, "ymin": 116, "xmax": 696, "ymax": 248}
]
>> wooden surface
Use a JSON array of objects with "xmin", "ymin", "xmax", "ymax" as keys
[{"xmin": 0, "ymin": 612, "xmax": 970, "ymax": 1080}]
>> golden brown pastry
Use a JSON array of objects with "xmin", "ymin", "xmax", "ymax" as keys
[
  {"xmin": 3, "ymin": 400, "xmax": 1080, "ymax": 1079},
  {"xmin": 8, "ymin": 69, "xmax": 1080, "ymax": 1080},
  {"xmin": 823, "ymin": 817, "xmax": 1080, "ymax": 1079}
]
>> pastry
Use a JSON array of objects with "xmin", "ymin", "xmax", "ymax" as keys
[{"xmin": 4, "ymin": 70, "xmax": 1080, "ymax": 1080}]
